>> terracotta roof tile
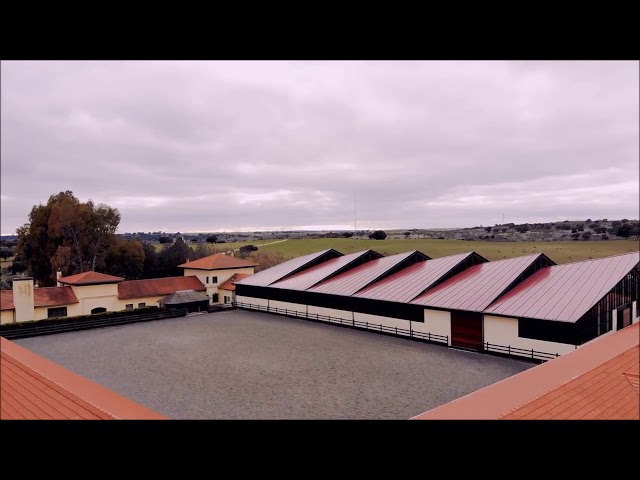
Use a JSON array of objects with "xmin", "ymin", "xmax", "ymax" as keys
[
  {"xmin": 412, "ymin": 323, "xmax": 640, "ymax": 420},
  {"xmin": 0, "ymin": 337, "xmax": 167, "ymax": 420},
  {"xmin": 1, "ymin": 290, "xmax": 14, "ymax": 311},
  {"xmin": 218, "ymin": 273, "xmax": 252, "ymax": 291},
  {"xmin": 178, "ymin": 253, "xmax": 258, "ymax": 270},
  {"xmin": 1, "ymin": 287, "xmax": 79, "ymax": 311},
  {"xmin": 58, "ymin": 271, "xmax": 124, "ymax": 285},
  {"xmin": 118, "ymin": 276, "xmax": 205, "ymax": 300}
]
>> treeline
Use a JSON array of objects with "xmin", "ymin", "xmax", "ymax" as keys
[{"xmin": 13, "ymin": 191, "xmax": 221, "ymax": 286}]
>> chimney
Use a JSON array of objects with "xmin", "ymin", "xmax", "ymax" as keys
[
  {"xmin": 56, "ymin": 269, "xmax": 62, "ymax": 287},
  {"xmin": 12, "ymin": 277, "xmax": 35, "ymax": 323}
]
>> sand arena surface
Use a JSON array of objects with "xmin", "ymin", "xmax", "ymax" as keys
[{"xmin": 17, "ymin": 309, "xmax": 531, "ymax": 419}]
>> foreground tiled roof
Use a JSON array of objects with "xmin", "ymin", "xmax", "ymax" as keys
[
  {"xmin": 412, "ymin": 322, "xmax": 640, "ymax": 420},
  {"xmin": 1, "ymin": 337, "xmax": 167, "ymax": 420},
  {"xmin": 218, "ymin": 273, "xmax": 252, "ymax": 291},
  {"xmin": 58, "ymin": 271, "xmax": 124, "ymax": 285},
  {"xmin": 485, "ymin": 251, "xmax": 640, "ymax": 322},
  {"xmin": 118, "ymin": 276, "xmax": 206, "ymax": 300},
  {"xmin": 1, "ymin": 287, "xmax": 79, "ymax": 311},
  {"xmin": 411, "ymin": 253, "xmax": 552, "ymax": 312},
  {"xmin": 178, "ymin": 253, "xmax": 258, "ymax": 270}
]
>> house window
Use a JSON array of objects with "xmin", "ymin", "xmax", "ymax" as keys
[
  {"xmin": 206, "ymin": 277, "xmax": 209, "ymax": 284},
  {"xmin": 126, "ymin": 304, "xmax": 134, "ymax": 310},
  {"xmin": 225, "ymin": 296, "xmax": 231, "ymax": 304},
  {"xmin": 47, "ymin": 307, "xmax": 68, "ymax": 318},
  {"xmin": 211, "ymin": 276, "xmax": 218, "ymax": 284},
  {"xmin": 211, "ymin": 293, "xmax": 219, "ymax": 303},
  {"xmin": 138, "ymin": 303, "xmax": 146, "ymax": 308}
]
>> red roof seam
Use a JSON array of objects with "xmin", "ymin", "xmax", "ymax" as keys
[{"xmin": 2, "ymin": 354, "xmax": 102, "ymax": 419}]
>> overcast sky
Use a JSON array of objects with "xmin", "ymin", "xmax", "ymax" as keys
[{"xmin": 1, "ymin": 61, "xmax": 638, "ymax": 235}]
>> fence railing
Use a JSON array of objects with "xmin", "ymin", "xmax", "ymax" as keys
[
  {"xmin": 484, "ymin": 342, "xmax": 560, "ymax": 362},
  {"xmin": 0, "ymin": 308, "xmax": 189, "ymax": 340},
  {"xmin": 233, "ymin": 301, "xmax": 449, "ymax": 345}
]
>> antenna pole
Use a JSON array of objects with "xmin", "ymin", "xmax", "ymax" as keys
[{"xmin": 354, "ymin": 193, "xmax": 357, "ymax": 237}]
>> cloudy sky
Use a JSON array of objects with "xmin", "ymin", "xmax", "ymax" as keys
[{"xmin": 1, "ymin": 61, "xmax": 638, "ymax": 235}]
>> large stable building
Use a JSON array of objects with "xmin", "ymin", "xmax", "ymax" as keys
[{"xmin": 235, "ymin": 249, "xmax": 639, "ymax": 361}]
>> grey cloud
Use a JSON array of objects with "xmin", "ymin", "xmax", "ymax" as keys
[{"xmin": 1, "ymin": 60, "xmax": 638, "ymax": 234}]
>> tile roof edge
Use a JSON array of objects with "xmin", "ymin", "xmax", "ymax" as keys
[
  {"xmin": 0, "ymin": 337, "xmax": 168, "ymax": 420},
  {"xmin": 411, "ymin": 323, "xmax": 640, "ymax": 420}
]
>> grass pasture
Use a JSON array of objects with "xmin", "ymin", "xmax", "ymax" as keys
[{"xmin": 249, "ymin": 238, "xmax": 639, "ymax": 264}]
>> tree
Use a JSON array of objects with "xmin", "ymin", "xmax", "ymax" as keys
[
  {"xmin": 157, "ymin": 237, "xmax": 191, "ymax": 277},
  {"xmin": 404, "ymin": 231, "xmax": 411, "ymax": 238},
  {"xmin": 585, "ymin": 219, "xmax": 592, "ymax": 223},
  {"xmin": 341, "ymin": 232, "xmax": 353, "ymax": 238},
  {"xmin": 485, "ymin": 227, "xmax": 492, "ymax": 233},
  {"xmin": 190, "ymin": 238, "xmax": 199, "ymax": 243},
  {"xmin": 581, "ymin": 232, "xmax": 592, "ymax": 240},
  {"xmin": 206, "ymin": 235, "xmax": 218, "ymax": 244},
  {"xmin": 16, "ymin": 191, "xmax": 120, "ymax": 286},
  {"xmin": 158, "ymin": 236, "xmax": 172, "ymax": 244},
  {"xmin": 141, "ymin": 242, "xmax": 160, "ymax": 279},
  {"xmin": 0, "ymin": 250, "xmax": 12, "ymax": 259},
  {"xmin": 11, "ymin": 259, "xmax": 28, "ymax": 274},
  {"xmin": 103, "ymin": 239, "xmax": 145, "ymax": 279},
  {"xmin": 368, "ymin": 230, "xmax": 387, "ymax": 240},
  {"xmin": 621, "ymin": 219, "xmax": 629, "ymax": 224},
  {"xmin": 617, "ymin": 224, "xmax": 632, "ymax": 238},
  {"xmin": 571, "ymin": 233, "xmax": 580, "ymax": 240}
]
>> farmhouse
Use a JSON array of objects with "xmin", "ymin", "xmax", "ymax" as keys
[
  {"xmin": 0, "ymin": 253, "xmax": 258, "ymax": 324},
  {"xmin": 235, "ymin": 249, "xmax": 639, "ymax": 361}
]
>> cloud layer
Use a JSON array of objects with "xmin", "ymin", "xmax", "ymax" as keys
[{"xmin": 1, "ymin": 61, "xmax": 638, "ymax": 234}]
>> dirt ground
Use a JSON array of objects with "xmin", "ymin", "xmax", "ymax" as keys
[{"xmin": 17, "ymin": 310, "xmax": 532, "ymax": 419}]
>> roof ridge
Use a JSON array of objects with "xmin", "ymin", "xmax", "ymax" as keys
[{"xmin": 556, "ymin": 250, "xmax": 639, "ymax": 266}]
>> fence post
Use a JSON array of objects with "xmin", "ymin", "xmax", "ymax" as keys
[
  {"xmin": 395, "ymin": 327, "xmax": 397, "ymax": 335},
  {"xmin": 508, "ymin": 345, "xmax": 510, "ymax": 355},
  {"xmin": 428, "ymin": 332, "xmax": 431, "ymax": 342},
  {"xmin": 531, "ymin": 349, "xmax": 534, "ymax": 359}
]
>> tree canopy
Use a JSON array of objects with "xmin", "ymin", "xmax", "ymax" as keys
[{"xmin": 16, "ymin": 191, "xmax": 121, "ymax": 286}]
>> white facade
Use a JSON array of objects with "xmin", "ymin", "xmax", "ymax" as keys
[
  {"xmin": 483, "ymin": 315, "xmax": 576, "ymax": 358},
  {"xmin": 235, "ymin": 295, "xmax": 269, "ymax": 307},
  {"xmin": 269, "ymin": 300, "xmax": 307, "ymax": 318},
  {"xmin": 307, "ymin": 305, "xmax": 351, "ymax": 321},
  {"xmin": 353, "ymin": 312, "xmax": 411, "ymax": 334},
  {"xmin": 183, "ymin": 267, "xmax": 255, "ymax": 304},
  {"xmin": 415, "ymin": 309, "xmax": 451, "ymax": 345}
]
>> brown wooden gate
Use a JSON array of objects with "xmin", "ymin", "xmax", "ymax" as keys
[{"xmin": 451, "ymin": 311, "xmax": 483, "ymax": 350}]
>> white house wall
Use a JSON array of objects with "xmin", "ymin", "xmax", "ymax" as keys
[
  {"xmin": 235, "ymin": 296, "xmax": 269, "ymax": 308},
  {"xmin": 269, "ymin": 300, "xmax": 307, "ymax": 318},
  {"xmin": 483, "ymin": 315, "xmax": 576, "ymax": 358},
  {"xmin": 414, "ymin": 309, "xmax": 451, "ymax": 345},
  {"xmin": 632, "ymin": 301, "xmax": 638, "ymax": 324},
  {"xmin": 353, "ymin": 312, "xmax": 411, "ymax": 335}
]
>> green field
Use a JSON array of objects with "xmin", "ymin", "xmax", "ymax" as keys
[
  {"xmin": 153, "ymin": 240, "xmax": 284, "ymax": 253},
  {"xmin": 247, "ymin": 238, "xmax": 639, "ymax": 264}
]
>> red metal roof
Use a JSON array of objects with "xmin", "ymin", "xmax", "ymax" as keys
[
  {"xmin": 1, "ymin": 337, "xmax": 167, "ymax": 420},
  {"xmin": 411, "ymin": 253, "xmax": 547, "ymax": 312},
  {"xmin": 118, "ymin": 276, "xmax": 206, "ymax": 300},
  {"xmin": 178, "ymin": 253, "xmax": 258, "ymax": 270},
  {"xmin": 356, "ymin": 252, "xmax": 481, "ymax": 303},
  {"xmin": 485, "ymin": 251, "xmax": 640, "ymax": 322},
  {"xmin": 270, "ymin": 250, "xmax": 382, "ymax": 291},
  {"xmin": 237, "ymin": 249, "xmax": 342, "ymax": 287},
  {"xmin": 218, "ymin": 273, "xmax": 252, "ymax": 291},
  {"xmin": 1, "ymin": 287, "xmax": 79, "ymax": 311},
  {"xmin": 58, "ymin": 271, "xmax": 124, "ymax": 285},
  {"xmin": 309, "ymin": 251, "xmax": 428, "ymax": 296},
  {"xmin": 412, "ymin": 323, "xmax": 640, "ymax": 420}
]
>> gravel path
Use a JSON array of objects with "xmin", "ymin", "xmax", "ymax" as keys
[{"xmin": 17, "ymin": 310, "xmax": 532, "ymax": 419}]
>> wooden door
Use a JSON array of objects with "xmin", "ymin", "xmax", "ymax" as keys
[{"xmin": 451, "ymin": 311, "xmax": 483, "ymax": 350}]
